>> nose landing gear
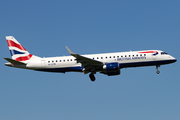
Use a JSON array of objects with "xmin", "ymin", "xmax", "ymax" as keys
[
  {"xmin": 156, "ymin": 65, "xmax": 160, "ymax": 74},
  {"xmin": 156, "ymin": 70, "xmax": 160, "ymax": 74}
]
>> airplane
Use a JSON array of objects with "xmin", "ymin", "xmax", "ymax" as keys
[{"xmin": 4, "ymin": 36, "xmax": 177, "ymax": 81}]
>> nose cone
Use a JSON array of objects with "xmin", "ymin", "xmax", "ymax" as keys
[
  {"xmin": 171, "ymin": 56, "xmax": 177, "ymax": 63},
  {"xmin": 173, "ymin": 58, "xmax": 177, "ymax": 63}
]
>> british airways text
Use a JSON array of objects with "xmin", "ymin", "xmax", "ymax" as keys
[{"xmin": 117, "ymin": 56, "xmax": 146, "ymax": 61}]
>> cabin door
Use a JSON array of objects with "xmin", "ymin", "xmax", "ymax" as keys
[{"xmin": 41, "ymin": 60, "xmax": 46, "ymax": 67}]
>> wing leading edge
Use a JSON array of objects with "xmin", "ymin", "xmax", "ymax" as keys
[{"xmin": 66, "ymin": 46, "xmax": 103, "ymax": 73}]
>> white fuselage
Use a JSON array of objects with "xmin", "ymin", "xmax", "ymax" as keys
[{"xmin": 25, "ymin": 50, "xmax": 176, "ymax": 73}]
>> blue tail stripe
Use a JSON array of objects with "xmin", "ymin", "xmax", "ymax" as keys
[{"xmin": 10, "ymin": 50, "xmax": 25, "ymax": 56}]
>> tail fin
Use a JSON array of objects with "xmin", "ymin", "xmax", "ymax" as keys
[{"xmin": 6, "ymin": 36, "xmax": 33, "ymax": 61}]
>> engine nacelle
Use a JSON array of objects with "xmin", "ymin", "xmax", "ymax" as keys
[
  {"xmin": 103, "ymin": 62, "xmax": 119, "ymax": 71},
  {"xmin": 102, "ymin": 62, "xmax": 120, "ymax": 76}
]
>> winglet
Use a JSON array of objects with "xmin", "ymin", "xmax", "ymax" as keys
[{"xmin": 65, "ymin": 46, "xmax": 76, "ymax": 55}]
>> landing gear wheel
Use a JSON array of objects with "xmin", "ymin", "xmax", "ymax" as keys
[
  {"xmin": 156, "ymin": 65, "xmax": 160, "ymax": 74},
  {"xmin": 156, "ymin": 70, "xmax": 160, "ymax": 74},
  {"xmin": 89, "ymin": 73, "xmax": 96, "ymax": 82}
]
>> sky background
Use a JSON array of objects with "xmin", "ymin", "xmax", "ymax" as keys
[{"xmin": 0, "ymin": 0, "xmax": 180, "ymax": 120}]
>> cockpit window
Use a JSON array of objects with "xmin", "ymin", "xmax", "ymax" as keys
[{"xmin": 161, "ymin": 52, "xmax": 168, "ymax": 55}]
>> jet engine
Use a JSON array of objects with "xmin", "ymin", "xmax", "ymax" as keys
[{"xmin": 101, "ymin": 62, "xmax": 120, "ymax": 76}]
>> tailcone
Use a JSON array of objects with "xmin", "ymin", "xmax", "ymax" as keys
[{"xmin": 5, "ymin": 62, "xmax": 13, "ymax": 67}]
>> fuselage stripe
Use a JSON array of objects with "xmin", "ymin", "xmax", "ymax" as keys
[{"xmin": 138, "ymin": 51, "xmax": 157, "ymax": 53}]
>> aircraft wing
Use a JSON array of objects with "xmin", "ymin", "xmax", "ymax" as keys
[{"xmin": 66, "ymin": 46, "xmax": 103, "ymax": 72}]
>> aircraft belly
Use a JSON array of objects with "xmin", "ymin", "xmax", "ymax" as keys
[
  {"xmin": 36, "ymin": 66, "xmax": 83, "ymax": 73},
  {"xmin": 119, "ymin": 59, "xmax": 176, "ymax": 68}
]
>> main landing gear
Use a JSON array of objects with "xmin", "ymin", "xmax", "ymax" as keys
[
  {"xmin": 156, "ymin": 65, "xmax": 160, "ymax": 74},
  {"xmin": 89, "ymin": 73, "xmax": 96, "ymax": 82}
]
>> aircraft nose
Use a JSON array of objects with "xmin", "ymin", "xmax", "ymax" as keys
[
  {"xmin": 173, "ymin": 58, "xmax": 177, "ymax": 63},
  {"xmin": 170, "ymin": 56, "xmax": 177, "ymax": 63},
  {"xmin": 171, "ymin": 57, "xmax": 177, "ymax": 63}
]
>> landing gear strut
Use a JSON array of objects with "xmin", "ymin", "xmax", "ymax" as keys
[
  {"xmin": 156, "ymin": 65, "xmax": 160, "ymax": 74},
  {"xmin": 89, "ymin": 73, "xmax": 96, "ymax": 82}
]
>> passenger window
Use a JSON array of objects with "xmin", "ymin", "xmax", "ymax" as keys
[
  {"xmin": 125, "ymin": 55, "xmax": 127, "ymax": 57},
  {"xmin": 64, "ymin": 60, "xmax": 65, "ymax": 62},
  {"xmin": 129, "ymin": 55, "xmax": 131, "ymax": 57},
  {"xmin": 121, "ymin": 56, "xmax": 123, "ymax": 57},
  {"xmin": 106, "ymin": 57, "xmax": 107, "ymax": 59},
  {"xmin": 97, "ymin": 57, "xmax": 99, "ymax": 59},
  {"xmin": 109, "ymin": 56, "xmax": 111, "ymax": 58},
  {"xmin": 136, "ymin": 54, "xmax": 138, "ymax": 56},
  {"xmin": 144, "ymin": 54, "xmax": 146, "ymax": 56},
  {"xmin": 56, "ymin": 60, "xmax": 58, "ymax": 62},
  {"xmin": 101, "ymin": 57, "xmax": 103, "ymax": 59},
  {"xmin": 59, "ymin": 60, "xmax": 61, "ymax": 62},
  {"xmin": 140, "ymin": 54, "xmax": 142, "ymax": 56},
  {"xmin": 117, "ymin": 56, "xmax": 119, "ymax": 58},
  {"xmin": 52, "ymin": 61, "xmax": 54, "ymax": 62},
  {"xmin": 48, "ymin": 61, "xmax": 50, "ymax": 63},
  {"xmin": 132, "ymin": 55, "xmax": 134, "ymax": 57}
]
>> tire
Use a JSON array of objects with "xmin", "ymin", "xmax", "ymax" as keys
[
  {"xmin": 89, "ymin": 73, "xmax": 96, "ymax": 81},
  {"xmin": 156, "ymin": 70, "xmax": 160, "ymax": 74}
]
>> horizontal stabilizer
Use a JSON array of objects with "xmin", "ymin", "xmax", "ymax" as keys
[{"xmin": 4, "ymin": 58, "xmax": 26, "ymax": 65}]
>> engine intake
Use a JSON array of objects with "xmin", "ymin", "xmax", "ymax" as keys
[
  {"xmin": 102, "ymin": 62, "xmax": 120, "ymax": 76},
  {"xmin": 103, "ymin": 62, "xmax": 119, "ymax": 71}
]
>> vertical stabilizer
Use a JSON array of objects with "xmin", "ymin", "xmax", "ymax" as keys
[{"xmin": 6, "ymin": 36, "xmax": 33, "ymax": 61}]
